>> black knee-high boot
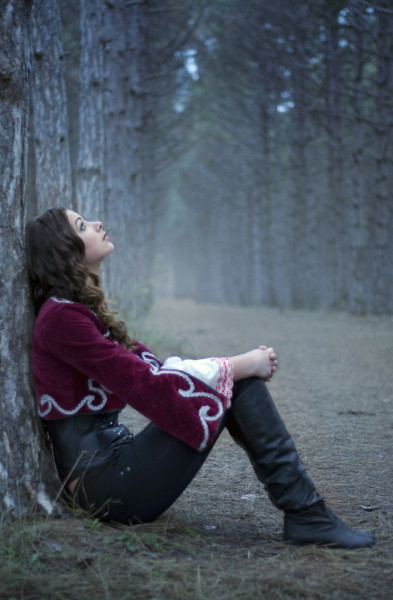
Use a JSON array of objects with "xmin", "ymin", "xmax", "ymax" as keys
[{"xmin": 227, "ymin": 378, "xmax": 375, "ymax": 548}]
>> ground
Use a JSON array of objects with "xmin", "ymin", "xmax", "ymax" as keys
[{"xmin": 1, "ymin": 298, "xmax": 392, "ymax": 599}]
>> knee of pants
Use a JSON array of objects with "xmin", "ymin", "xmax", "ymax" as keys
[{"xmin": 232, "ymin": 376, "xmax": 267, "ymax": 402}]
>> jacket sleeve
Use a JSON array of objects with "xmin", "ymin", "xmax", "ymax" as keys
[{"xmin": 39, "ymin": 304, "xmax": 228, "ymax": 451}]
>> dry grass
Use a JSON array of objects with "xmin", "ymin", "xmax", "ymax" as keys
[{"xmin": 1, "ymin": 298, "xmax": 392, "ymax": 599}]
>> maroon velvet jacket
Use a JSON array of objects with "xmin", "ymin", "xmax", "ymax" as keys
[{"xmin": 31, "ymin": 298, "xmax": 228, "ymax": 451}]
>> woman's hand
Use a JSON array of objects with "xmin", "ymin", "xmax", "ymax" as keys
[
  {"xmin": 256, "ymin": 345, "xmax": 278, "ymax": 381},
  {"xmin": 230, "ymin": 346, "xmax": 278, "ymax": 382}
]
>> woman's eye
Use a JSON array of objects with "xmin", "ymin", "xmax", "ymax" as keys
[{"xmin": 80, "ymin": 222, "xmax": 86, "ymax": 231}]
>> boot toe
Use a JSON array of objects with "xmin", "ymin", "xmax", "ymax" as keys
[
  {"xmin": 284, "ymin": 526, "xmax": 376, "ymax": 549},
  {"xmin": 284, "ymin": 509, "xmax": 376, "ymax": 549}
]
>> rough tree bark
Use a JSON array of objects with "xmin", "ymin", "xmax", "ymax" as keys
[
  {"xmin": 102, "ymin": 0, "xmax": 151, "ymax": 316},
  {"xmin": 0, "ymin": 0, "xmax": 54, "ymax": 518},
  {"xmin": 31, "ymin": 0, "xmax": 72, "ymax": 214},
  {"xmin": 76, "ymin": 0, "xmax": 152, "ymax": 316},
  {"xmin": 76, "ymin": 0, "xmax": 105, "ymax": 218},
  {"xmin": 75, "ymin": 0, "xmax": 111, "ymax": 297}
]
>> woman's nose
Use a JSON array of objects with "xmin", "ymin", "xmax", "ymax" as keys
[{"xmin": 95, "ymin": 221, "xmax": 103, "ymax": 231}]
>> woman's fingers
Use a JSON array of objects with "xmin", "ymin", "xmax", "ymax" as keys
[{"xmin": 256, "ymin": 345, "xmax": 278, "ymax": 380}]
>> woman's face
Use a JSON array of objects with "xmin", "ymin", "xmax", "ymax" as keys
[{"xmin": 66, "ymin": 210, "xmax": 114, "ymax": 273}]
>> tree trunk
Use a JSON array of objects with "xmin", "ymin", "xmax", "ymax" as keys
[
  {"xmin": 0, "ymin": 0, "xmax": 55, "ymax": 518},
  {"xmin": 323, "ymin": 3, "xmax": 346, "ymax": 310},
  {"xmin": 346, "ymin": 7, "xmax": 371, "ymax": 314},
  {"xmin": 76, "ymin": 0, "xmax": 105, "ymax": 218},
  {"xmin": 76, "ymin": 0, "xmax": 152, "ymax": 316},
  {"xmin": 31, "ymin": 0, "xmax": 72, "ymax": 213},
  {"xmin": 102, "ymin": 1, "xmax": 151, "ymax": 316},
  {"xmin": 289, "ymin": 62, "xmax": 312, "ymax": 308},
  {"xmin": 371, "ymin": 4, "xmax": 393, "ymax": 314},
  {"xmin": 75, "ymin": 0, "xmax": 110, "ymax": 297}
]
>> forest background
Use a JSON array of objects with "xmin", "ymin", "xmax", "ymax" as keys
[
  {"xmin": 24, "ymin": 0, "xmax": 393, "ymax": 318},
  {"xmin": 0, "ymin": 0, "xmax": 393, "ymax": 543},
  {"xmin": 1, "ymin": 2, "xmax": 393, "ymax": 597}
]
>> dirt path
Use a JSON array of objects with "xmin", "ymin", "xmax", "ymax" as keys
[{"xmin": 123, "ymin": 297, "xmax": 393, "ymax": 598}]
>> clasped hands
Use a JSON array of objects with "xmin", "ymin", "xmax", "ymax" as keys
[
  {"xmin": 243, "ymin": 345, "xmax": 278, "ymax": 382},
  {"xmin": 256, "ymin": 345, "xmax": 278, "ymax": 381},
  {"xmin": 230, "ymin": 345, "xmax": 278, "ymax": 383}
]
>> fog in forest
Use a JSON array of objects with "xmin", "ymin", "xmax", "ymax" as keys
[{"xmin": 28, "ymin": 0, "xmax": 393, "ymax": 317}]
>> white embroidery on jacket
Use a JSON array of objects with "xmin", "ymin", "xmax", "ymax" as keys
[
  {"xmin": 38, "ymin": 379, "xmax": 108, "ymax": 418},
  {"xmin": 141, "ymin": 351, "xmax": 224, "ymax": 451},
  {"xmin": 50, "ymin": 296, "xmax": 74, "ymax": 304}
]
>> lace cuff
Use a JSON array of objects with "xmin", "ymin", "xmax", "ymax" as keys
[{"xmin": 162, "ymin": 356, "xmax": 234, "ymax": 404}]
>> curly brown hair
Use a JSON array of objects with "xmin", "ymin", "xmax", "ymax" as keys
[{"xmin": 25, "ymin": 206, "xmax": 135, "ymax": 350}]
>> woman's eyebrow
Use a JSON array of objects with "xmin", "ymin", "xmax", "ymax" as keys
[{"xmin": 75, "ymin": 216, "xmax": 82, "ymax": 228}]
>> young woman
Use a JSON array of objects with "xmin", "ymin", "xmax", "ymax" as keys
[{"xmin": 25, "ymin": 207, "xmax": 375, "ymax": 548}]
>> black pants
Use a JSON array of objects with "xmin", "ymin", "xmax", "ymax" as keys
[{"xmin": 75, "ymin": 378, "xmax": 259, "ymax": 524}]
